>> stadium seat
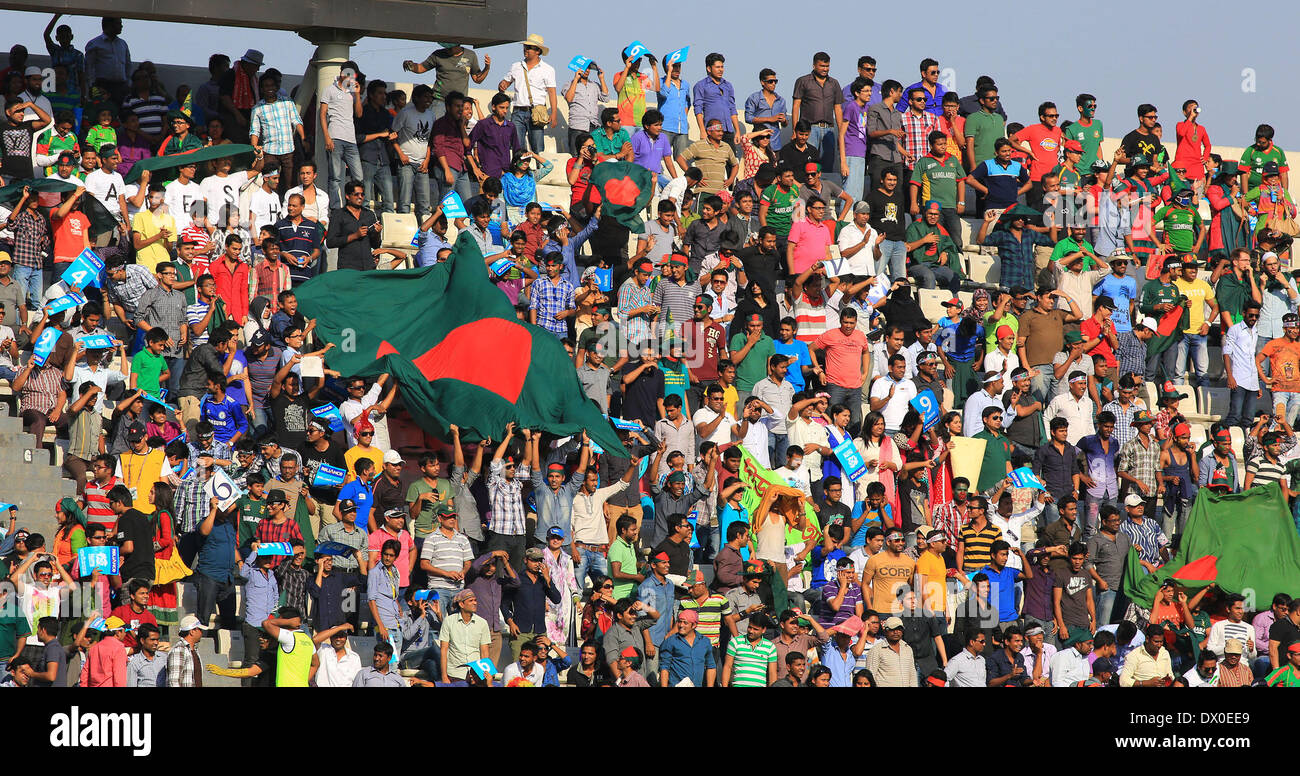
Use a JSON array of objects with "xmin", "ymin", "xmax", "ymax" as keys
[
  {"xmin": 1141, "ymin": 381, "xmax": 1157, "ymax": 412},
  {"xmin": 1188, "ymin": 423, "xmax": 1208, "ymax": 452},
  {"xmin": 1199, "ymin": 387, "xmax": 1229, "ymax": 419},
  {"xmin": 381, "ymin": 212, "xmax": 419, "ymax": 250},
  {"xmin": 1175, "ymin": 383, "xmax": 1219, "ymax": 423},
  {"xmin": 918, "ymin": 289, "xmax": 950, "ymax": 321},
  {"xmin": 966, "ymin": 254, "xmax": 998, "ymax": 285},
  {"xmin": 1229, "ymin": 426, "xmax": 1245, "ymax": 461}
]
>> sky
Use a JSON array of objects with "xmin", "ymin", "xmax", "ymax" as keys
[{"xmin": 4, "ymin": 1, "xmax": 1295, "ymax": 149}]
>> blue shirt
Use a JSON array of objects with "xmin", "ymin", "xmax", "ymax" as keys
[
  {"xmin": 822, "ymin": 643, "xmax": 856, "ymax": 687},
  {"xmin": 337, "ymin": 478, "xmax": 374, "ymax": 531},
  {"xmin": 979, "ymin": 563, "xmax": 1023, "ymax": 623},
  {"xmin": 528, "ymin": 469, "xmax": 584, "ymax": 542},
  {"xmin": 414, "ymin": 229, "xmax": 451, "ymax": 267},
  {"xmin": 658, "ymin": 78, "xmax": 692, "ymax": 135},
  {"xmin": 744, "ymin": 90, "xmax": 788, "ymax": 150},
  {"xmin": 773, "ymin": 339, "xmax": 812, "ymax": 390},
  {"xmin": 719, "ymin": 506, "xmax": 750, "ymax": 561},
  {"xmin": 692, "ymin": 76, "xmax": 737, "ymax": 127},
  {"xmin": 504, "ymin": 570, "xmax": 562, "ymax": 633},
  {"xmin": 632, "ymin": 130, "xmax": 674, "ymax": 174},
  {"xmin": 200, "ymin": 392, "xmax": 249, "ymax": 444},
  {"xmin": 194, "ymin": 520, "xmax": 236, "ymax": 582},
  {"xmin": 971, "ymin": 159, "xmax": 1029, "ymax": 209},
  {"xmin": 543, "ymin": 215, "xmax": 598, "ymax": 288},
  {"xmin": 1094, "ymin": 274, "xmax": 1138, "ymax": 332},
  {"xmin": 809, "ymin": 546, "xmax": 847, "ymax": 589},
  {"xmin": 241, "ymin": 556, "xmax": 280, "ymax": 627},
  {"xmin": 637, "ymin": 573, "xmax": 676, "ymax": 647},
  {"xmin": 897, "ymin": 81, "xmax": 946, "ymax": 116},
  {"xmin": 660, "ymin": 631, "xmax": 716, "ymax": 685}
]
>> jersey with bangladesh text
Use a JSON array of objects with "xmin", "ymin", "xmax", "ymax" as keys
[{"xmin": 1153, "ymin": 205, "xmax": 1202, "ymax": 252}]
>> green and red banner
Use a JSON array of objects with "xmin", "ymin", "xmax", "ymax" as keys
[
  {"xmin": 294, "ymin": 232, "xmax": 624, "ymax": 453},
  {"xmin": 588, "ymin": 160, "xmax": 654, "ymax": 233}
]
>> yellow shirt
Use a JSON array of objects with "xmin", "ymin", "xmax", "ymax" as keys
[
  {"xmin": 344, "ymin": 445, "xmax": 384, "ymax": 484},
  {"xmin": 132, "ymin": 209, "xmax": 176, "ymax": 273},
  {"xmin": 1173, "ymin": 277, "xmax": 1216, "ymax": 335},
  {"xmin": 115, "ymin": 448, "xmax": 167, "ymax": 515},
  {"xmin": 915, "ymin": 551, "xmax": 949, "ymax": 614}
]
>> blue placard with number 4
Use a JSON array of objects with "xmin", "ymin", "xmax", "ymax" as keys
[
  {"xmin": 910, "ymin": 389, "xmax": 940, "ymax": 433},
  {"xmin": 60, "ymin": 248, "xmax": 104, "ymax": 289}
]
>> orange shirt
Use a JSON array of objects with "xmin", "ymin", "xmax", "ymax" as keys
[
  {"xmin": 51, "ymin": 211, "xmax": 91, "ymax": 264},
  {"xmin": 1262, "ymin": 337, "xmax": 1300, "ymax": 393}
]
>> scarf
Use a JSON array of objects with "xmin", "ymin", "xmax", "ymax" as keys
[
  {"xmin": 501, "ymin": 171, "xmax": 538, "ymax": 209},
  {"xmin": 233, "ymin": 66, "xmax": 256, "ymax": 111}
]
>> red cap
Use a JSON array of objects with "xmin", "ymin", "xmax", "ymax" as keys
[
  {"xmin": 652, "ymin": 551, "xmax": 670, "ymax": 562},
  {"xmin": 667, "ymin": 253, "xmax": 688, "ymax": 267},
  {"xmin": 804, "ymin": 162, "xmax": 819, "ymax": 173},
  {"xmin": 996, "ymin": 325, "xmax": 1015, "ymax": 339},
  {"xmin": 1063, "ymin": 139, "xmax": 1084, "ymax": 153}
]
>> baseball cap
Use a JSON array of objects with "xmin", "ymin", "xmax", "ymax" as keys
[
  {"xmin": 1092, "ymin": 657, "xmax": 1115, "ymax": 674},
  {"xmin": 1094, "ymin": 294, "xmax": 1116, "ymax": 311},
  {"xmin": 1063, "ymin": 330, "xmax": 1084, "ymax": 344},
  {"xmin": 1285, "ymin": 313, "xmax": 1300, "ymax": 327},
  {"xmin": 1224, "ymin": 638, "xmax": 1244, "ymax": 655},
  {"xmin": 127, "ymin": 422, "xmax": 147, "ymax": 441},
  {"xmin": 249, "ymin": 330, "xmax": 271, "ymax": 348},
  {"xmin": 0, "ymin": 252, "xmax": 11, "ymax": 264},
  {"xmin": 103, "ymin": 616, "xmax": 127, "ymax": 631},
  {"xmin": 942, "ymin": 297, "xmax": 962, "ymax": 309},
  {"xmin": 178, "ymin": 614, "xmax": 209, "ymax": 632},
  {"xmin": 685, "ymin": 568, "xmax": 707, "ymax": 587},
  {"xmin": 524, "ymin": 547, "xmax": 544, "ymax": 561},
  {"xmin": 1129, "ymin": 154, "xmax": 1151, "ymax": 167},
  {"xmin": 383, "ymin": 449, "xmax": 404, "ymax": 465},
  {"xmin": 23, "ymin": 66, "xmax": 42, "ymax": 77},
  {"xmin": 546, "ymin": 526, "xmax": 566, "ymax": 540},
  {"xmin": 1137, "ymin": 316, "xmax": 1158, "ymax": 332},
  {"xmin": 338, "ymin": 499, "xmax": 357, "ymax": 513},
  {"xmin": 1124, "ymin": 493, "xmax": 1145, "ymax": 507},
  {"xmin": 1264, "ymin": 161, "xmax": 1281, "ymax": 176},
  {"xmin": 882, "ymin": 616, "xmax": 904, "ymax": 630},
  {"xmin": 1063, "ymin": 139, "xmax": 1083, "ymax": 153}
]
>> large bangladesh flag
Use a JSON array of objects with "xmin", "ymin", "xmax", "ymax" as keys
[
  {"xmin": 1122, "ymin": 482, "xmax": 1300, "ymax": 607},
  {"xmin": 293, "ymin": 232, "xmax": 624, "ymax": 453},
  {"xmin": 588, "ymin": 161, "xmax": 654, "ymax": 233}
]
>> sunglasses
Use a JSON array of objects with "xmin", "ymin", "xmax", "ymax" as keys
[{"xmin": 764, "ymin": 78, "xmax": 778, "ymax": 84}]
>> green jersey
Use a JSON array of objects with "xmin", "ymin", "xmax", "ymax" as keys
[
  {"xmin": 1238, "ymin": 145, "xmax": 1288, "ymax": 190},
  {"xmin": 760, "ymin": 184, "xmax": 798, "ymax": 237},
  {"xmin": 910, "ymin": 153, "xmax": 966, "ymax": 209},
  {"xmin": 965, "ymin": 109, "xmax": 1005, "ymax": 167},
  {"xmin": 1153, "ymin": 205, "xmax": 1202, "ymax": 252},
  {"xmin": 1049, "ymin": 163, "xmax": 1082, "ymax": 192},
  {"xmin": 236, "ymin": 495, "xmax": 268, "ymax": 548},
  {"xmin": 1062, "ymin": 119, "xmax": 1105, "ymax": 170}
]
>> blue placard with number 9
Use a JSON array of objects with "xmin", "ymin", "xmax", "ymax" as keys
[
  {"xmin": 33, "ymin": 327, "xmax": 61, "ymax": 366},
  {"xmin": 910, "ymin": 389, "xmax": 940, "ymax": 433}
]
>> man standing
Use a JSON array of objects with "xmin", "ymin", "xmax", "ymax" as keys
[
  {"xmin": 910, "ymin": 131, "xmax": 966, "ymax": 248},
  {"xmin": 403, "ymin": 43, "xmax": 490, "ymax": 121},
  {"xmin": 250, "ymin": 73, "xmax": 304, "ymax": 194},
  {"xmin": 133, "ymin": 261, "xmax": 187, "ymax": 398},
  {"xmin": 692, "ymin": 53, "xmax": 740, "ymax": 146},
  {"xmin": 964, "ymin": 85, "xmax": 1006, "ymax": 172},
  {"xmin": 1086, "ymin": 505, "xmax": 1130, "ymax": 624},
  {"xmin": 165, "ymin": 614, "xmax": 207, "ymax": 687},
  {"xmin": 496, "ymin": 35, "xmax": 557, "ymax": 153},
  {"xmin": 1118, "ymin": 411, "xmax": 1161, "ymax": 517},
  {"xmin": 1009, "ymin": 102, "xmax": 1063, "ymax": 208},
  {"xmin": 319, "ymin": 62, "xmax": 364, "ymax": 208},
  {"xmin": 790, "ymin": 53, "xmax": 844, "ymax": 178},
  {"xmin": 326, "ymin": 181, "xmax": 382, "ymax": 272},
  {"xmin": 865, "ymin": 615, "xmax": 918, "ymax": 687},
  {"xmin": 1258, "ymin": 313, "xmax": 1300, "ymax": 426},
  {"xmin": 721, "ymin": 615, "xmax": 778, "ymax": 687},
  {"xmin": 866, "ymin": 80, "xmax": 907, "ymax": 192},
  {"xmin": 1224, "ymin": 302, "xmax": 1262, "ymax": 429}
]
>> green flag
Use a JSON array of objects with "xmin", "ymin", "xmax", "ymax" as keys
[
  {"xmin": 588, "ymin": 161, "xmax": 654, "ymax": 233},
  {"xmin": 1122, "ymin": 482, "xmax": 1300, "ymax": 608},
  {"xmin": 122, "ymin": 143, "xmax": 257, "ymax": 184},
  {"xmin": 293, "ymin": 233, "xmax": 624, "ymax": 453},
  {"xmin": 0, "ymin": 178, "xmax": 117, "ymax": 237}
]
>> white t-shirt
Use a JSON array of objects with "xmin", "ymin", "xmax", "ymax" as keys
[
  {"xmin": 503, "ymin": 60, "xmax": 557, "ymax": 107},
  {"xmin": 313, "ymin": 643, "xmax": 362, "ymax": 687},
  {"xmin": 393, "ymin": 103, "xmax": 433, "ymax": 162},
  {"xmin": 740, "ymin": 419, "xmax": 770, "ymax": 468},
  {"xmin": 773, "ymin": 464, "xmax": 812, "ymax": 498},
  {"xmin": 284, "ymin": 185, "xmax": 330, "ymax": 228},
  {"xmin": 692, "ymin": 407, "xmax": 736, "ymax": 446},
  {"xmin": 340, "ymin": 382, "xmax": 391, "ymax": 451},
  {"xmin": 868, "ymin": 376, "xmax": 917, "ymax": 430},
  {"xmin": 322, "ymin": 81, "xmax": 359, "ymax": 142},
  {"xmin": 982, "ymin": 348, "xmax": 1020, "ymax": 385},
  {"xmin": 835, "ymin": 222, "xmax": 880, "ymax": 276},
  {"xmin": 200, "ymin": 173, "xmax": 253, "ymax": 228},
  {"xmin": 84, "ymin": 168, "xmax": 126, "ymax": 216},
  {"xmin": 502, "ymin": 659, "xmax": 546, "ymax": 685},
  {"xmin": 249, "ymin": 188, "xmax": 284, "ymax": 235},
  {"xmin": 164, "ymin": 179, "xmax": 204, "ymax": 232}
]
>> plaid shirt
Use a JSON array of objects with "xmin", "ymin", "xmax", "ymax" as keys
[
  {"xmin": 174, "ymin": 466, "xmax": 210, "ymax": 534},
  {"xmin": 1118, "ymin": 433, "xmax": 1161, "ymax": 494},
  {"xmin": 253, "ymin": 258, "xmax": 291, "ymax": 309},
  {"xmin": 188, "ymin": 440, "xmax": 233, "ymax": 469},
  {"xmin": 9, "ymin": 209, "xmax": 49, "ymax": 269},
  {"xmin": 105, "ymin": 264, "xmax": 158, "ymax": 321},
  {"xmin": 1102, "ymin": 399, "xmax": 1141, "ymax": 447},
  {"xmin": 983, "ymin": 229, "xmax": 1052, "ymax": 291},
  {"xmin": 529, "ymin": 276, "xmax": 575, "ymax": 338},
  {"xmin": 275, "ymin": 562, "xmax": 311, "ymax": 614},
  {"xmin": 166, "ymin": 641, "xmax": 202, "ymax": 687},
  {"xmin": 617, "ymin": 278, "xmax": 655, "ymax": 349},
  {"xmin": 249, "ymin": 98, "xmax": 302, "ymax": 156},
  {"xmin": 1115, "ymin": 331, "xmax": 1148, "ymax": 381},
  {"xmin": 18, "ymin": 365, "xmax": 64, "ymax": 416},
  {"xmin": 900, "ymin": 110, "xmax": 939, "ymax": 170},
  {"xmin": 256, "ymin": 517, "xmax": 304, "ymax": 568},
  {"xmin": 487, "ymin": 458, "xmax": 531, "ymax": 535},
  {"xmin": 135, "ymin": 285, "xmax": 188, "ymax": 357}
]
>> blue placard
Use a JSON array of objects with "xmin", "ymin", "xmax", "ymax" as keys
[
  {"xmin": 687, "ymin": 507, "xmax": 700, "ymax": 549},
  {"xmin": 440, "ymin": 190, "xmax": 468, "ymax": 218},
  {"xmin": 255, "ymin": 541, "xmax": 294, "ymax": 557},
  {"xmin": 413, "ymin": 589, "xmax": 435, "ymax": 601},
  {"xmin": 47, "ymin": 292, "xmax": 87, "ymax": 314},
  {"xmin": 60, "ymin": 248, "xmax": 104, "ymax": 289},
  {"xmin": 313, "ymin": 463, "xmax": 347, "ymax": 488},
  {"xmin": 314, "ymin": 541, "xmax": 356, "ymax": 557},
  {"xmin": 142, "ymin": 390, "xmax": 169, "ymax": 408},
  {"xmin": 625, "ymin": 41, "xmax": 649, "ymax": 60},
  {"xmin": 832, "ymin": 436, "xmax": 868, "ymax": 482},
  {"xmin": 1008, "ymin": 466, "xmax": 1047, "ymax": 491},
  {"xmin": 593, "ymin": 268, "xmax": 612, "ymax": 292},
  {"xmin": 568, "ymin": 55, "xmax": 593, "ymax": 73},
  {"xmin": 663, "ymin": 46, "xmax": 689, "ymax": 66},
  {"xmin": 489, "ymin": 257, "xmax": 515, "ymax": 277},
  {"xmin": 32, "ymin": 327, "xmax": 61, "ymax": 367},
  {"xmin": 637, "ymin": 457, "xmax": 650, "ymax": 480},
  {"xmin": 77, "ymin": 546, "xmax": 120, "ymax": 575},
  {"xmin": 608, "ymin": 416, "xmax": 645, "ymax": 432},
  {"xmin": 468, "ymin": 658, "xmax": 497, "ymax": 679},
  {"xmin": 909, "ymin": 389, "xmax": 941, "ymax": 433},
  {"xmin": 589, "ymin": 439, "xmax": 604, "ymax": 455},
  {"xmin": 76, "ymin": 334, "xmax": 117, "ymax": 350},
  {"xmin": 0, "ymin": 503, "xmax": 14, "ymax": 512},
  {"xmin": 311, "ymin": 404, "xmax": 346, "ymax": 433}
]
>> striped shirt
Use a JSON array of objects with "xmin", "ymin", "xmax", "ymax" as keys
[
  {"xmin": 959, "ymin": 522, "xmax": 1002, "ymax": 573},
  {"xmin": 726, "ymin": 636, "xmax": 776, "ymax": 687},
  {"xmin": 681, "ymin": 594, "xmax": 733, "ymax": 647},
  {"xmin": 792, "ymin": 291, "xmax": 831, "ymax": 344},
  {"xmin": 1247, "ymin": 456, "xmax": 1287, "ymax": 488},
  {"xmin": 1119, "ymin": 517, "xmax": 1167, "ymax": 565},
  {"xmin": 85, "ymin": 476, "xmax": 121, "ymax": 528},
  {"xmin": 486, "ymin": 458, "xmax": 530, "ymax": 535},
  {"xmin": 617, "ymin": 278, "xmax": 655, "ymax": 349},
  {"xmin": 249, "ymin": 98, "xmax": 302, "ymax": 156},
  {"xmin": 420, "ymin": 530, "xmax": 474, "ymax": 591}
]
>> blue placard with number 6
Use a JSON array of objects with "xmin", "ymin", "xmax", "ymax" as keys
[{"xmin": 910, "ymin": 389, "xmax": 940, "ymax": 433}]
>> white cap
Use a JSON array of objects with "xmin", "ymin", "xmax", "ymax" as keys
[
  {"xmin": 383, "ymin": 449, "xmax": 404, "ymax": 465},
  {"xmin": 23, "ymin": 66, "xmax": 42, "ymax": 77},
  {"xmin": 1124, "ymin": 493, "xmax": 1145, "ymax": 507},
  {"xmin": 1137, "ymin": 316, "xmax": 1158, "ymax": 332},
  {"xmin": 178, "ymin": 614, "xmax": 208, "ymax": 632}
]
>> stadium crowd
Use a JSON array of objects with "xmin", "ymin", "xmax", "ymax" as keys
[{"xmin": 1, "ymin": 14, "xmax": 1300, "ymax": 688}]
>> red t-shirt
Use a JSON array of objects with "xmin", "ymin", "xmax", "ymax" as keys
[
  {"xmin": 813, "ymin": 327, "xmax": 870, "ymax": 389},
  {"xmin": 1015, "ymin": 124, "xmax": 1063, "ymax": 182},
  {"xmin": 51, "ymin": 211, "xmax": 91, "ymax": 264},
  {"xmin": 566, "ymin": 158, "xmax": 600, "ymax": 206},
  {"xmin": 1080, "ymin": 316, "xmax": 1117, "ymax": 368},
  {"xmin": 109, "ymin": 604, "xmax": 157, "ymax": 649},
  {"xmin": 684, "ymin": 321, "xmax": 727, "ymax": 381}
]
